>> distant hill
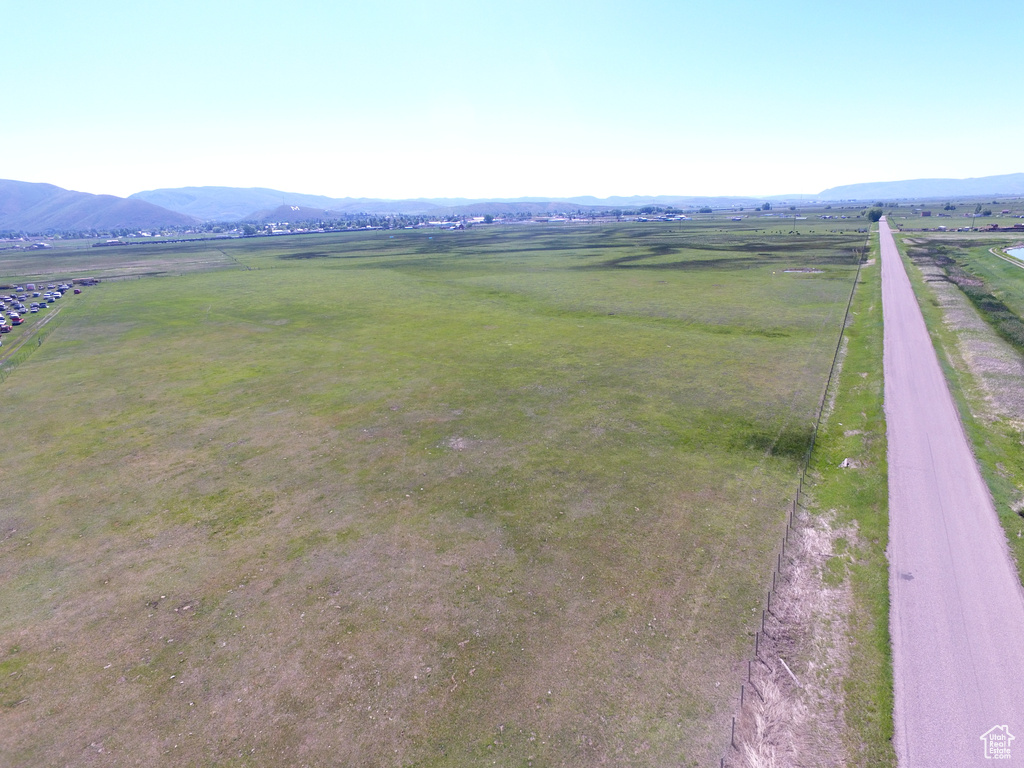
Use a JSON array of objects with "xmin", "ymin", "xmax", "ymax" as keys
[
  {"xmin": 133, "ymin": 187, "xmax": 814, "ymax": 221},
  {"xmin": 559, "ymin": 194, "xmax": 782, "ymax": 207},
  {"xmin": 247, "ymin": 205, "xmax": 347, "ymax": 224},
  {"xmin": 0, "ymin": 179, "xmax": 198, "ymax": 233},
  {"xmin": 819, "ymin": 173, "xmax": 1024, "ymax": 201},
  {"xmin": 11, "ymin": 175, "xmax": 1023, "ymax": 233},
  {"xmin": 131, "ymin": 187, "xmax": 446, "ymax": 220},
  {"xmin": 306, "ymin": 198, "xmax": 444, "ymax": 216},
  {"xmin": 246, "ymin": 201, "xmax": 617, "ymax": 222},
  {"xmin": 439, "ymin": 201, "xmax": 612, "ymax": 217}
]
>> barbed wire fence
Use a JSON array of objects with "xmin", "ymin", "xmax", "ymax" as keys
[{"xmin": 0, "ymin": 294, "xmax": 92, "ymax": 384}]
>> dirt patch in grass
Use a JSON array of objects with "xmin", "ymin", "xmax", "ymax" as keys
[
  {"xmin": 914, "ymin": 259, "xmax": 1024, "ymax": 424},
  {"xmin": 727, "ymin": 510, "xmax": 857, "ymax": 768}
]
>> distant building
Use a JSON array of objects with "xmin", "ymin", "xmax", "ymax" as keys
[{"xmin": 920, "ymin": 211, "xmax": 932, "ymax": 217}]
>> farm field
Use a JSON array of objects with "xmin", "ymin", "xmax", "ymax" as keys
[
  {"xmin": 0, "ymin": 238, "xmax": 241, "ymax": 283},
  {"xmin": 0, "ymin": 223, "xmax": 866, "ymax": 766}
]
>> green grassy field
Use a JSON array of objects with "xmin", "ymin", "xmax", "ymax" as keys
[
  {"xmin": 0, "ymin": 239, "xmax": 240, "ymax": 283},
  {"xmin": 0, "ymin": 223, "xmax": 867, "ymax": 766},
  {"xmin": 886, "ymin": 198, "xmax": 1024, "ymax": 234}
]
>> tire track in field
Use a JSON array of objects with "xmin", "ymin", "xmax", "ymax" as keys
[{"xmin": 0, "ymin": 306, "xmax": 63, "ymax": 366}]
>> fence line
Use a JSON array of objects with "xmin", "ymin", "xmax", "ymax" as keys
[
  {"xmin": 0, "ymin": 297, "xmax": 86, "ymax": 383},
  {"xmin": 721, "ymin": 231, "xmax": 871, "ymax": 765}
]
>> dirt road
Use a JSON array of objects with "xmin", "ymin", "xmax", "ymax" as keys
[{"xmin": 882, "ymin": 218, "xmax": 1024, "ymax": 765}]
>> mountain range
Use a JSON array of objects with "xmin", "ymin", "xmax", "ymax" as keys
[
  {"xmin": 0, "ymin": 180, "xmax": 198, "ymax": 233},
  {"xmin": 2, "ymin": 173, "xmax": 1023, "ymax": 234},
  {"xmin": 128, "ymin": 188, "xmax": 774, "ymax": 220},
  {"xmin": 818, "ymin": 173, "xmax": 1024, "ymax": 200},
  {"xmin": 128, "ymin": 187, "xmax": 442, "ymax": 220},
  {"xmin": 131, "ymin": 189, "xmax": 818, "ymax": 221}
]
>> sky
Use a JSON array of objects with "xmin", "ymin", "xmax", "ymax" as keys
[{"xmin": 3, "ymin": 0, "xmax": 1022, "ymax": 200}]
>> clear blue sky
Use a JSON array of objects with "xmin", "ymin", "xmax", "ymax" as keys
[{"xmin": 3, "ymin": 0, "xmax": 1022, "ymax": 199}]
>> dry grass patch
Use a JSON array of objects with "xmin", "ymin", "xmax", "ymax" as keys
[
  {"xmin": 727, "ymin": 511, "xmax": 857, "ymax": 768},
  {"xmin": 915, "ymin": 259, "xmax": 1024, "ymax": 424}
]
